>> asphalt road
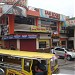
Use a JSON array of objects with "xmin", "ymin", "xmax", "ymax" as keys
[{"xmin": 58, "ymin": 59, "xmax": 75, "ymax": 75}]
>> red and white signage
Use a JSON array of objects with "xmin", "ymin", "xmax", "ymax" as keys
[
  {"xmin": 45, "ymin": 10, "xmax": 60, "ymax": 19},
  {"xmin": 69, "ymin": 20, "xmax": 75, "ymax": 25}
]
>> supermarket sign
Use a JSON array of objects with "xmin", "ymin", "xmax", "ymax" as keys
[
  {"xmin": 0, "ymin": 0, "xmax": 27, "ymax": 7},
  {"xmin": 31, "ymin": 26, "xmax": 47, "ymax": 32}
]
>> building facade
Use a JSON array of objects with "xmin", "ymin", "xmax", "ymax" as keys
[
  {"xmin": 0, "ymin": 2, "xmax": 68, "ymax": 52},
  {"xmin": 66, "ymin": 17, "xmax": 75, "ymax": 49}
]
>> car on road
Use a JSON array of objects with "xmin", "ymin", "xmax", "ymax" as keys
[{"xmin": 54, "ymin": 47, "xmax": 75, "ymax": 61}]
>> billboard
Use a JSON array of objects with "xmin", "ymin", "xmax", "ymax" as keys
[
  {"xmin": 0, "ymin": 0, "xmax": 27, "ymax": 17},
  {"xmin": 40, "ymin": 9, "xmax": 60, "ymax": 20},
  {"xmin": 2, "ymin": 5, "xmax": 26, "ymax": 17},
  {"xmin": 0, "ymin": 0, "xmax": 27, "ymax": 7}
]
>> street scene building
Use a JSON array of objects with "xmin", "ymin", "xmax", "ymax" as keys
[
  {"xmin": 0, "ymin": 0, "xmax": 75, "ymax": 75},
  {"xmin": 0, "ymin": 0, "xmax": 74, "ymax": 52}
]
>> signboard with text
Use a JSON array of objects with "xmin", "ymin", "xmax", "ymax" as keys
[
  {"xmin": 31, "ymin": 26, "xmax": 47, "ymax": 32},
  {"xmin": 40, "ymin": 9, "xmax": 60, "ymax": 20},
  {"xmin": 2, "ymin": 34, "xmax": 37, "ymax": 40},
  {"xmin": 68, "ymin": 20, "xmax": 75, "ymax": 25}
]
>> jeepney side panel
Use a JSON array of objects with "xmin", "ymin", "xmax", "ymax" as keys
[
  {"xmin": 7, "ymin": 69, "xmax": 23, "ymax": 75},
  {"xmin": 22, "ymin": 58, "xmax": 33, "ymax": 75},
  {"xmin": 6, "ymin": 58, "xmax": 23, "ymax": 75},
  {"xmin": 47, "ymin": 59, "xmax": 52, "ymax": 75}
]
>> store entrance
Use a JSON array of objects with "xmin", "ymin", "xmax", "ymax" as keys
[
  {"xmin": 52, "ymin": 42, "xmax": 58, "ymax": 47},
  {"xmin": 67, "ymin": 40, "xmax": 74, "ymax": 49}
]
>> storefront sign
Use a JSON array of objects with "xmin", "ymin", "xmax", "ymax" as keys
[
  {"xmin": 45, "ymin": 10, "xmax": 60, "ymax": 19},
  {"xmin": 2, "ymin": 34, "xmax": 37, "ymax": 40},
  {"xmin": 68, "ymin": 20, "xmax": 75, "ymax": 25},
  {"xmin": 60, "ymin": 14, "xmax": 69, "ymax": 21},
  {"xmin": 28, "ymin": 35, "xmax": 37, "ymax": 39},
  {"xmin": 31, "ymin": 26, "xmax": 47, "ymax": 32},
  {"xmin": 40, "ymin": 9, "xmax": 60, "ymax": 20},
  {"xmin": 53, "ymin": 39, "xmax": 59, "ymax": 42}
]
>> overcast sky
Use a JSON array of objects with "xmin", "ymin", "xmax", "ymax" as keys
[{"xmin": 28, "ymin": 0, "xmax": 74, "ymax": 18}]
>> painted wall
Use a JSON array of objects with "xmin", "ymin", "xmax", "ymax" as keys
[{"xmin": 27, "ymin": 6, "xmax": 40, "ymax": 17}]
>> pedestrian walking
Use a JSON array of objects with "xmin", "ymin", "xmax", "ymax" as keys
[
  {"xmin": 51, "ymin": 47, "xmax": 55, "ymax": 54},
  {"xmin": 64, "ymin": 51, "xmax": 67, "ymax": 62}
]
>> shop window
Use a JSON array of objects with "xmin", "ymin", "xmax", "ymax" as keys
[
  {"xmin": 52, "ymin": 42, "xmax": 57, "ymax": 46},
  {"xmin": 1, "ymin": 56, "xmax": 21, "ymax": 65},
  {"xmin": 61, "ymin": 27, "xmax": 66, "ymax": 30},
  {"xmin": 41, "ymin": 20, "xmax": 50, "ymax": 25},
  {"xmin": 39, "ymin": 41, "xmax": 46, "ymax": 48},
  {"xmin": 51, "ymin": 27, "xmax": 57, "ymax": 30},
  {"xmin": 24, "ymin": 59, "xmax": 31, "ymax": 72},
  {"xmin": 15, "ymin": 16, "xmax": 35, "ymax": 25},
  {"xmin": 61, "ymin": 41, "xmax": 66, "ymax": 45},
  {"xmin": 67, "ymin": 29, "xmax": 74, "ymax": 37}
]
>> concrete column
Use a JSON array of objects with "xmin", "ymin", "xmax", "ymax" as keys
[
  {"xmin": 8, "ymin": 14, "xmax": 14, "ymax": 34},
  {"xmin": 36, "ymin": 18, "xmax": 38, "ymax": 26},
  {"xmin": 17, "ymin": 39, "xmax": 20, "ymax": 50},
  {"xmin": 74, "ymin": 29, "xmax": 75, "ymax": 49},
  {"xmin": 36, "ymin": 39, "xmax": 39, "ymax": 49}
]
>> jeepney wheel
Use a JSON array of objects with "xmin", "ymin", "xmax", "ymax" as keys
[{"xmin": 0, "ymin": 68, "xmax": 5, "ymax": 75}]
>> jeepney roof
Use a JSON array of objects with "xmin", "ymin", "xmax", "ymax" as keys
[{"xmin": 0, "ymin": 49, "xmax": 55, "ymax": 59}]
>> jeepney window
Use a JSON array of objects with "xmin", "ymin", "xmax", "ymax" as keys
[
  {"xmin": 2, "ymin": 56, "xmax": 21, "ymax": 65},
  {"xmin": 51, "ymin": 59, "xmax": 57, "ymax": 66},
  {"xmin": 24, "ymin": 59, "xmax": 31, "ymax": 72},
  {"xmin": 40, "ymin": 60, "xmax": 47, "ymax": 71},
  {"xmin": 0, "ymin": 55, "xmax": 2, "ymax": 61}
]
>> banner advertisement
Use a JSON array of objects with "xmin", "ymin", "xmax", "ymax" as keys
[
  {"xmin": 40, "ymin": 9, "xmax": 60, "ymax": 20},
  {"xmin": 2, "ymin": 34, "xmax": 37, "ymax": 40},
  {"xmin": 31, "ymin": 26, "xmax": 47, "ymax": 32},
  {"xmin": 68, "ymin": 20, "xmax": 75, "ymax": 25},
  {"xmin": 0, "ymin": 0, "xmax": 27, "ymax": 7},
  {"xmin": 0, "ymin": 0, "xmax": 27, "ymax": 16},
  {"xmin": 2, "ymin": 5, "xmax": 26, "ymax": 17}
]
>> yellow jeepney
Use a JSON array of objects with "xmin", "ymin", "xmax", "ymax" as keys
[{"xmin": 0, "ymin": 49, "xmax": 59, "ymax": 75}]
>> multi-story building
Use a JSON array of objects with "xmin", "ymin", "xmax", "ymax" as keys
[
  {"xmin": 0, "ymin": 1, "xmax": 68, "ymax": 52},
  {"xmin": 66, "ymin": 17, "xmax": 75, "ymax": 49}
]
